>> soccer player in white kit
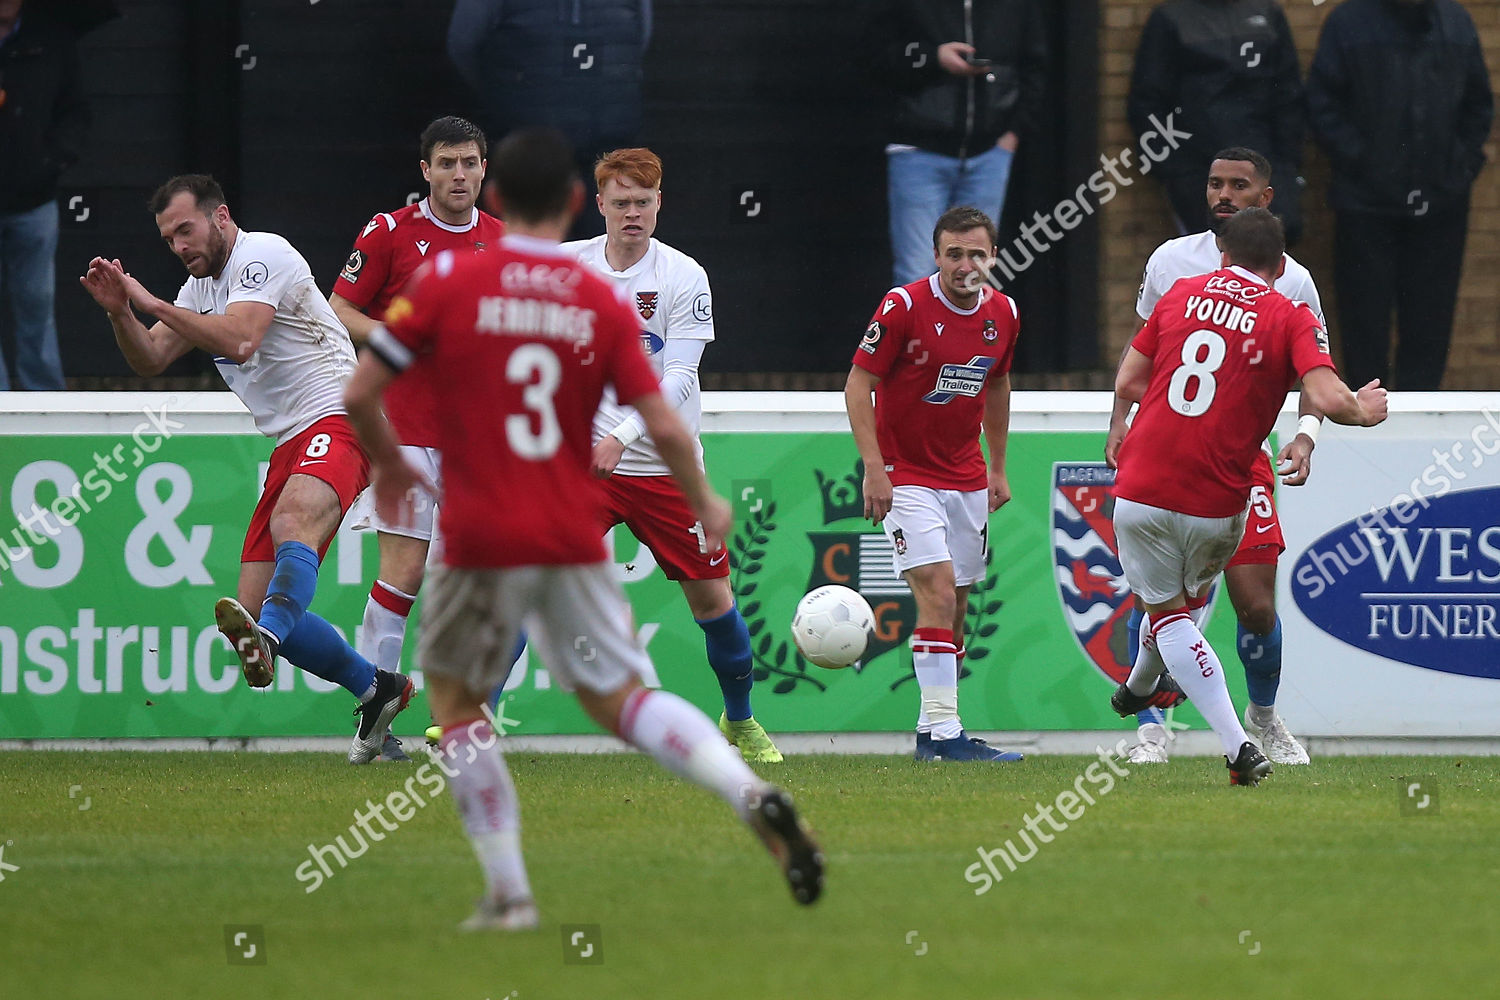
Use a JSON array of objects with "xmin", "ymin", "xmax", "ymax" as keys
[
  {"xmin": 79, "ymin": 175, "xmax": 414, "ymax": 764},
  {"xmin": 1109, "ymin": 147, "xmax": 1324, "ymax": 766},
  {"xmin": 560, "ymin": 148, "xmax": 783, "ymax": 763}
]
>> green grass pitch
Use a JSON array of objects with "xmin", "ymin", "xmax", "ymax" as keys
[{"xmin": 1, "ymin": 750, "xmax": 1495, "ymax": 999}]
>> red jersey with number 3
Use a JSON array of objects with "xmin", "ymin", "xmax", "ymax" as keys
[
  {"xmin": 1115, "ymin": 266, "xmax": 1336, "ymax": 518},
  {"xmin": 370, "ymin": 236, "xmax": 661, "ymax": 569},
  {"xmin": 334, "ymin": 200, "xmax": 505, "ymax": 447},
  {"xmin": 851, "ymin": 274, "xmax": 1019, "ymax": 491}
]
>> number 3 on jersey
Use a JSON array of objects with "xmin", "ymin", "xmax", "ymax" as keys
[
  {"xmin": 506, "ymin": 343, "xmax": 563, "ymax": 459},
  {"xmin": 1167, "ymin": 329, "xmax": 1226, "ymax": 417}
]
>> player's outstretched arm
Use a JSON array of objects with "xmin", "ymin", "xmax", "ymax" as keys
[
  {"xmin": 983, "ymin": 372, "xmax": 1012, "ymax": 512},
  {"xmin": 1301, "ymin": 368, "xmax": 1388, "ymax": 428},
  {"xmin": 843, "ymin": 365, "xmax": 892, "ymax": 524},
  {"xmin": 633, "ymin": 390, "xmax": 731, "ymax": 551},
  {"xmin": 80, "ymin": 257, "xmax": 194, "ymax": 376},
  {"xmin": 1278, "ymin": 391, "xmax": 1327, "ymax": 486}
]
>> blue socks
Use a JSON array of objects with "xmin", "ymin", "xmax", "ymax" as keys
[
  {"xmin": 258, "ymin": 539, "xmax": 377, "ymax": 699},
  {"xmin": 280, "ymin": 611, "xmax": 378, "ymax": 698},
  {"xmin": 487, "ymin": 629, "xmax": 530, "ymax": 715},
  {"xmin": 258, "ymin": 540, "xmax": 320, "ymax": 644},
  {"xmin": 698, "ymin": 604, "xmax": 754, "ymax": 722},
  {"xmin": 1238, "ymin": 615, "xmax": 1284, "ymax": 708},
  {"xmin": 1128, "ymin": 606, "xmax": 1165, "ymax": 727}
]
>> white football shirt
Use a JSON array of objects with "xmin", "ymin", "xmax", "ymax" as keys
[
  {"xmin": 174, "ymin": 230, "xmax": 356, "ymax": 444},
  {"xmin": 1136, "ymin": 229, "xmax": 1325, "ymax": 325},
  {"xmin": 561, "ymin": 235, "xmax": 714, "ymax": 476}
]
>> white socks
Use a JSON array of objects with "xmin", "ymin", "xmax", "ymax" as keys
[
  {"xmin": 440, "ymin": 721, "xmax": 532, "ymax": 906},
  {"xmin": 912, "ymin": 627, "xmax": 961, "ymax": 740},
  {"xmin": 1150, "ymin": 611, "xmax": 1249, "ymax": 757},
  {"xmin": 359, "ymin": 580, "xmax": 415, "ymax": 671},
  {"xmin": 617, "ymin": 688, "xmax": 761, "ymax": 821}
]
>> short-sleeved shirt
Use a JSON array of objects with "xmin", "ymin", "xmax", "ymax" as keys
[
  {"xmin": 850, "ymin": 274, "xmax": 1020, "ymax": 491},
  {"xmin": 368, "ymin": 235, "xmax": 662, "ymax": 569},
  {"xmin": 174, "ymin": 230, "xmax": 355, "ymax": 444},
  {"xmin": 560, "ymin": 236, "xmax": 713, "ymax": 476},
  {"xmin": 334, "ymin": 199, "xmax": 505, "ymax": 447},
  {"xmin": 1136, "ymin": 229, "xmax": 1324, "ymax": 325},
  {"xmin": 1115, "ymin": 266, "xmax": 1337, "ymax": 518}
]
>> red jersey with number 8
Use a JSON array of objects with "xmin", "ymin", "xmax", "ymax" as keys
[
  {"xmin": 1115, "ymin": 266, "xmax": 1335, "ymax": 518},
  {"xmin": 371, "ymin": 235, "xmax": 661, "ymax": 569}
]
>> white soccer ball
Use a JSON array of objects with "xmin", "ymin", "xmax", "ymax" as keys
[{"xmin": 791, "ymin": 585, "xmax": 875, "ymax": 669}]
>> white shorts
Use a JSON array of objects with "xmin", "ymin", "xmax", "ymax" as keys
[
  {"xmin": 884, "ymin": 485, "xmax": 989, "ymax": 586},
  {"xmin": 416, "ymin": 561, "xmax": 649, "ymax": 696},
  {"xmin": 349, "ymin": 444, "xmax": 441, "ymax": 541},
  {"xmin": 1113, "ymin": 497, "xmax": 1246, "ymax": 606}
]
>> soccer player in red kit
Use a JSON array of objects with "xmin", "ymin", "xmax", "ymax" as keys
[
  {"xmin": 343, "ymin": 128, "xmax": 823, "ymax": 929},
  {"xmin": 845, "ymin": 206, "xmax": 1025, "ymax": 763},
  {"xmin": 1111, "ymin": 208, "xmax": 1387, "ymax": 785},
  {"xmin": 329, "ymin": 117, "xmax": 509, "ymax": 727}
]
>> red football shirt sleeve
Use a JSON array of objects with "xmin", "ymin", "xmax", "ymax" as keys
[
  {"xmin": 1287, "ymin": 302, "xmax": 1337, "ymax": 379},
  {"xmin": 601, "ymin": 292, "xmax": 661, "ymax": 406},
  {"xmin": 332, "ymin": 215, "xmax": 395, "ymax": 311},
  {"xmin": 1131, "ymin": 306, "xmax": 1162, "ymax": 358},
  {"xmin": 851, "ymin": 290, "xmax": 912, "ymax": 378}
]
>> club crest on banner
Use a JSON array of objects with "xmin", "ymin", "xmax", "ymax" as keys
[{"xmin": 1052, "ymin": 463, "xmax": 1134, "ymax": 683}]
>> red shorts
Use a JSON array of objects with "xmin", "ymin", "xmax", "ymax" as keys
[
  {"xmin": 1229, "ymin": 451, "xmax": 1284, "ymax": 568},
  {"xmin": 242, "ymin": 415, "xmax": 370, "ymax": 563},
  {"xmin": 598, "ymin": 474, "xmax": 729, "ymax": 582}
]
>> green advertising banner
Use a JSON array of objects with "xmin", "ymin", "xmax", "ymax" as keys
[{"xmin": 0, "ymin": 429, "xmax": 1240, "ymax": 738}]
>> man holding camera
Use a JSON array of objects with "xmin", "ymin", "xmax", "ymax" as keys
[{"xmin": 867, "ymin": 0, "xmax": 1049, "ymax": 286}]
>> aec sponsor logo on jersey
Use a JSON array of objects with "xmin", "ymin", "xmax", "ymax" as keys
[
  {"xmin": 1291, "ymin": 485, "xmax": 1500, "ymax": 679},
  {"xmin": 922, "ymin": 356, "xmax": 995, "ymax": 404}
]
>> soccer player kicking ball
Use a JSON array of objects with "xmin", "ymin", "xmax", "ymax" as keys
[
  {"xmin": 1110, "ymin": 147, "xmax": 1324, "ymax": 766},
  {"xmin": 845, "ymin": 206, "xmax": 1025, "ymax": 763},
  {"xmin": 1111, "ymin": 207, "xmax": 1386, "ymax": 785},
  {"xmin": 560, "ymin": 148, "xmax": 781, "ymax": 763},
  {"xmin": 80, "ymin": 175, "xmax": 414, "ymax": 765},
  {"xmin": 343, "ymin": 128, "xmax": 823, "ymax": 930}
]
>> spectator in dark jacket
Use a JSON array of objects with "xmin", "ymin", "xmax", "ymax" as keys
[
  {"xmin": 869, "ymin": 0, "xmax": 1048, "ymax": 286},
  {"xmin": 448, "ymin": 0, "xmax": 650, "ymax": 239},
  {"xmin": 1128, "ymin": 1, "xmax": 1305, "ymax": 245},
  {"xmin": 1306, "ymin": 0, "xmax": 1492, "ymax": 391},
  {"xmin": 0, "ymin": 0, "xmax": 87, "ymax": 390}
]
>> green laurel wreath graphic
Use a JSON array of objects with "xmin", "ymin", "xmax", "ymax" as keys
[
  {"xmin": 888, "ymin": 545, "xmax": 1003, "ymax": 691},
  {"xmin": 731, "ymin": 500, "xmax": 829, "ymax": 694}
]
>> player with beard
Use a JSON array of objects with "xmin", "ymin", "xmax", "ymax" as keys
[
  {"xmin": 80, "ymin": 175, "xmax": 414, "ymax": 764},
  {"xmin": 1107, "ymin": 147, "xmax": 1323, "ymax": 766}
]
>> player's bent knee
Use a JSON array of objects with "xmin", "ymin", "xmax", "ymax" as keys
[
  {"xmin": 1236, "ymin": 601, "xmax": 1277, "ymax": 637},
  {"xmin": 576, "ymin": 678, "xmax": 639, "ymax": 734}
]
